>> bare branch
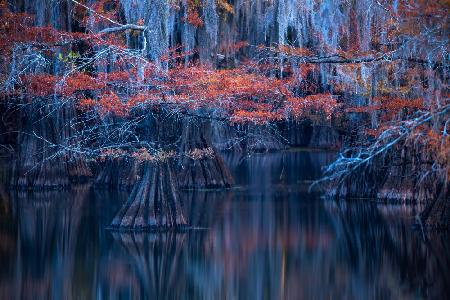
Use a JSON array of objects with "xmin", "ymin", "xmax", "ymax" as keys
[
  {"xmin": 98, "ymin": 24, "xmax": 147, "ymax": 35},
  {"xmin": 70, "ymin": 0, "xmax": 122, "ymax": 26}
]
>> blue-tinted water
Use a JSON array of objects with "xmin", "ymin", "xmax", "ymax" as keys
[{"xmin": 0, "ymin": 150, "xmax": 448, "ymax": 299}]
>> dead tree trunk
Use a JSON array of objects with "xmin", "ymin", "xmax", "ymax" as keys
[
  {"xmin": 110, "ymin": 160, "xmax": 188, "ymax": 231},
  {"xmin": 178, "ymin": 118, "xmax": 233, "ymax": 189}
]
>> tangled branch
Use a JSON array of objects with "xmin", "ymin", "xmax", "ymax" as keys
[{"xmin": 312, "ymin": 104, "xmax": 450, "ymax": 190}]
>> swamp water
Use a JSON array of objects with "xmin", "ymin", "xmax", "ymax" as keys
[{"xmin": 0, "ymin": 150, "xmax": 448, "ymax": 299}]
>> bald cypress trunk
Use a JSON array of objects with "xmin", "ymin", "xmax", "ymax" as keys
[
  {"xmin": 326, "ymin": 138, "xmax": 445, "ymax": 204},
  {"xmin": 10, "ymin": 101, "xmax": 91, "ymax": 190},
  {"xmin": 110, "ymin": 160, "xmax": 187, "ymax": 231},
  {"xmin": 243, "ymin": 124, "xmax": 285, "ymax": 152},
  {"xmin": 211, "ymin": 121, "xmax": 243, "ymax": 152},
  {"xmin": 178, "ymin": 119, "xmax": 233, "ymax": 189},
  {"xmin": 95, "ymin": 157, "xmax": 138, "ymax": 190},
  {"xmin": 109, "ymin": 111, "xmax": 188, "ymax": 231},
  {"xmin": 419, "ymin": 184, "xmax": 450, "ymax": 231}
]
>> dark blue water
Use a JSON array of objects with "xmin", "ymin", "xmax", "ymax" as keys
[{"xmin": 0, "ymin": 150, "xmax": 448, "ymax": 299}]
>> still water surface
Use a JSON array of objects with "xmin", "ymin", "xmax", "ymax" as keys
[{"xmin": 0, "ymin": 150, "xmax": 449, "ymax": 299}]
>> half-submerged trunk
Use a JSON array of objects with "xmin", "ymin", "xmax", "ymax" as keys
[
  {"xmin": 325, "ymin": 139, "xmax": 444, "ymax": 204},
  {"xmin": 279, "ymin": 120, "xmax": 342, "ymax": 150},
  {"xmin": 95, "ymin": 157, "xmax": 138, "ymax": 190},
  {"xmin": 242, "ymin": 124, "xmax": 285, "ymax": 152},
  {"xmin": 10, "ymin": 101, "xmax": 91, "ymax": 190},
  {"xmin": 178, "ymin": 119, "xmax": 233, "ymax": 189},
  {"xmin": 110, "ymin": 160, "xmax": 187, "ymax": 231},
  {"xmin": 419, "ymin": 183, "xmax": 450, "ymax": 231},
  {"xmin": 211, "ymin": 120, "xmax": 243, "ymax": 152}
]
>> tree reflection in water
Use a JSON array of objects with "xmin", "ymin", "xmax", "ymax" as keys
[
  {"xmin": 0, "ymin": 187, "xmax": 88, "ymax": 300},
  {"xmin": 0, "ymin": 151, "xmax": 448, "ymax": 299}
]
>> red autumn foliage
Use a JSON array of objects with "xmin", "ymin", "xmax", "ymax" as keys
[
  {"xmin": 287, "ymin": 94, "xmax": 338, "ymax": 121},
  {"xmin": 97, "ymin": 91, "xmax": 127, "ymax": 117},
  {"xmin": 1, "ymin": 0, "xmax": 444, "ymax": 131},
  {"xmin": 23, "ymin": 74, "xmax": 57, "ymax": 97},
  {"xmin": 185, "ymin": 0, "xmax": 204, "ymax": 27},
  {"xmin": 78, "ymin": 97, "xmax": 96, "ymax": 110},
  {"xmin": 70, "ymin": 61, "xmax": 340, "ymax": 123},
  {"xmin": 346, "ymin": 98, "xmax": 424, "ymax": 117},
  {"xmin": 22, "ymin": 73, "xmax": 104, "ymax": 98},
  {"xmin": 76, "ymin": 64, "xmax": 339, "ymax": 123},
  {"xmin": 63, "ymin": 73, "xmax": 105, "ymax": 96}
]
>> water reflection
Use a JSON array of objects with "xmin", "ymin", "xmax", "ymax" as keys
[
  {"xmin": 0, "ymin": 187, "xmax": 88, "ymax": 299},
  {"xmin": 0, "ymin": 151, "xmax": 448, "ymax": 299}
]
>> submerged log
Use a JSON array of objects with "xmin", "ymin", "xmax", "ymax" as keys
[
  {"xmin": 110, "ymin": 160, "xmax": 188, "ymax": 231},
  {"xmin": 178, "ymin": 119, "xmax": 233, "ymax": 189}
]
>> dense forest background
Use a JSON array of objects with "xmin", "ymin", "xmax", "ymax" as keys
[{"xmin": 0, "ymin": 0, "xmax": 448, "ymax": 230}]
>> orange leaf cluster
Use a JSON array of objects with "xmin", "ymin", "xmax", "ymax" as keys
[
  {"xmin": 378, "ymin": 97, "xmax": 424, "ymax": 111},
  {"xmin": 185, "ymin": 0, "xmax": 203, "ymax": 27},
  {"xmin": 230, "ymin": 110, "xmax": 283, "ymax": 125},
  {"xmin": 287, "ymin": 93, "xmax": 338, "ymax": 120},
  {"xmin": 22, "ymin": 73, "xmax": 104, "ymax": 98},
  {"xmin": 63, "ymin": 73, "xmax": 105, "ymax": 96},
  {"xmin": 277, "ymin": 45, "xmax": 313, "ymax": 57},
  {"xmin": 24, "ymin": 74, "xmax": 57, "ymax": 97},
  {"xmin": 97, "ymin": 92, "xmax": 127, "ymax": 117},
  {"xmin": 77, "ymin": 64, "xmax": 341, "ymax": 123},
  {"xmin": 78, "ymin": 97, "xmax": 96, "ymax": 110}
]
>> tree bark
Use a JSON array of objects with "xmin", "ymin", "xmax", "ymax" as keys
[
  {"xmin": 242, "ymin": 124, "xmax": 285, "ymax": 152},
  {"xmin": 95, "ymin": 157, "xmax": 138, "ymax": 190},
  {"xmin": 178, "ymin": 119, "xmax": 233, "ymax": 189},
  {"xmin": 419, "ymin": 184, "xmax": 450, "ymax": 231},
  {"xmin": 10, "ymin": 101, "xmax": 91, "ymax": 190},
  {"xmin": 110, "ymin": 160, "xmax": 188, "ymax": 231},
  {"xmin": 211, "ymin": 120, "xmax": 243, "ymax": 152}
]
